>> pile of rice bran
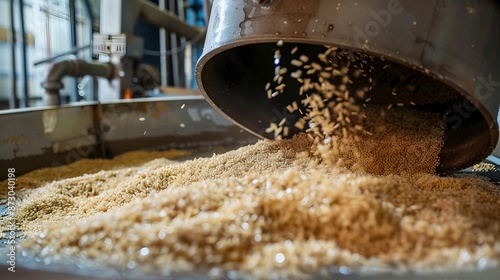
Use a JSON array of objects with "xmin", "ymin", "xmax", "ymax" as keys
[{"xmin": 1, "ymin": 106, "xmax": 500, "ymax": 279}]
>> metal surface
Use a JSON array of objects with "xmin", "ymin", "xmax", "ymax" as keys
[
  {"xmin": 0, "ymin": 96, "xmax": 255, "ymax": 181},
  {"xmin": 196, "ymin": 0, "xmax": 500, "ymax": 173},
  {"xmin": 99, "ymin": 96, "xmax": 253, "ymax": 157},
  {"xmin": 1, "ymin": 251, "xmax": 499, "ymax": 279},
  {"xmin": 0, "ymin": 102, "xmax": 102, "ymax": 179}
]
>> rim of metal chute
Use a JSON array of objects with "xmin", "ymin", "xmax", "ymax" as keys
[{"xmin": 195, "ymin": 0, "xmax": 500, "ymax": 174}]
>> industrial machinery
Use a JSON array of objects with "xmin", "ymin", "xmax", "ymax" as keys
[
  {"xmin": 39, "ymin": 0, "xmax": 500, "ymax": 173},
  {"xmin": 43, "ymin": 0, "xmax": 205, "ymax": 105},
  {"xmin": 2, "ymin": 0, "xmax": 500, "ymax": 279},
  {"xmin": 196, "ymin": 0, "xmax": 500, "ymax": 173}
]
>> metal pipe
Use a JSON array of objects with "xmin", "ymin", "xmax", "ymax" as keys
[
  {"xmin": 81, "ymin": 0, "xmax": 95, "ymax": 46},
  {"xmin": 8, "ymin": 0, "xmax": 18, "ymax": 109},
  {"xmin": 196, "ymin": 0, "xmax": 500, "ymax": 173},
  {"xmin": 81, "ymin": 0, "xmax": 97, "ymax": 101},
  {"xmin": 42, "ymin": 59, "xmax": 117, "ymax": 105},
  {"xmin": 203, "ymin": 0, "xmax": 212, "ymax": 23},
  {"xmin": 69, "ymin": 0, "xmax": 78, "ymax": 103},
  {"xmin": 137, "ymin": 0, "xmax": 203, "ymax": 41},
  {"xmin": 177, "ymin": 0, "xmax": 188, "ymax": 87},
  {"xmin": 69, "ymin": 0, "xmax": 77, "ymax": 50},
  {"xmin": 19, "ymin": 0, "xmax": 29, "ymax": 108},
  {"xmin": 169, "ymin": 0, "xmax": 180, "ymax": 87},
  {"xmin": 158, "ymin": 0, "xmax": 168, "ymax": 87}
]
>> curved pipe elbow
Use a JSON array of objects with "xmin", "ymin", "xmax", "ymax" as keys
[{"xmin": 43, "ymin": 59, "xmax": 117, "ymax": 105}]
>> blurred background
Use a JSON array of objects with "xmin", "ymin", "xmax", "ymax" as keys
[{"xmin": 0, "ymin": 0, "xmax": 209, "ymax": 109}]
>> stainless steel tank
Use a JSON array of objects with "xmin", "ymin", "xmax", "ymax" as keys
[{"xmin": 195, "ymin": 0, "xmax": 500, "ymax": 173}]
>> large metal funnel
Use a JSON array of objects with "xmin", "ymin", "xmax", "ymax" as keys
[{"xmin": 196, "ymin": 0, "xmax": 500, "ymax": 173}]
